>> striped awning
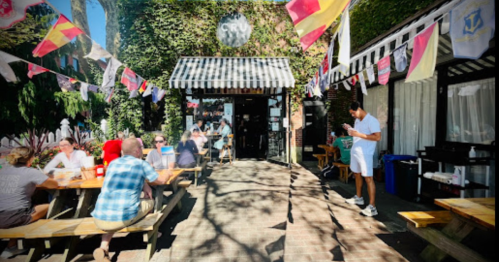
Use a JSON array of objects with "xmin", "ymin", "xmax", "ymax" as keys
[{"xmin": 169, "ymin": 57, "xmax": 295, "ymax": 89}]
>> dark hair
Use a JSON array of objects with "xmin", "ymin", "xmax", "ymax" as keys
[
  {"xmin": 350, "ymin": 101, "xmax": 362, "ymax": 111},
  {"xmin": 197, "ymin": 119, "xmax": 203, "ymax": 124},
  {"xmin": 61, "ymin": 137, "xmax": 75, "ymax": 144},
  {"xmin": 153, "ymin": 134, "xmax": 168, "ymax": 145},
  {"xmin": 335, "ymin": 127, "xmax": 346, "ymax": 137},
  {"xmin": 221, "ymin": 118, "xmax": 227, "ymax": 124}
]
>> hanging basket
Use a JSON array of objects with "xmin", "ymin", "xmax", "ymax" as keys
[{"xmin": 81, "ymin": 166, "xmax": 96, "ymax": 180}]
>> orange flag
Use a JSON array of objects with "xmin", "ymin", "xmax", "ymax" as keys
[
  {"xmin": 32, "ymin": 14, "xmax": 84, "ymax": 57},
  {"xmin": 286, "ymin": 0, "xmax": 350, "ymax": 51}
]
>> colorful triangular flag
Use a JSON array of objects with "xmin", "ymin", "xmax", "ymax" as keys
[
  {"xmin": 32, "ymin": 14, "xmax": 84, "ymax": 57},
  {"xmin": 56, "ymin": 74, "xmax": 74, "ymax": 92},
  {"xmin": 88, "ymin": 85, "xmax": 99, "ymax": 92},
  {"xmin": 377, "ymin": 56, "xmax": 391, "ymax": 85},
  {"xmin": 152, "ymin": 86, "xmax": 165, "ymax": 103},
  {"xmin": 121, "ymin": 67, "xmax": 138, "ymax": 91},
  {"xmin": 406, "ymin": 22, "xmax": 439, "ymax": 83},
  {"xmin": 393, "ymin": 43, "xmax": 408, "ymax": 72},
  {"xmin": 0, "ymin": 0, "xmax": 44, "ymax": 29},
  {"xmin": 129, "ymin": 89, "xmax": 139, "ymax": 98},
  {"xmin": 138, "ymin": 80, "xmax": 148, "ymax": 93},
  {"xmin": 27, "ymin": 63, "xmax": 49, "ymax": 78},
  {"xmin": 142, "ymin": 83, "xmax": 153, "ymax": 97},
  {"xmin": 105, "ymin": 88, "xmax": 114, "ymax": 103}
]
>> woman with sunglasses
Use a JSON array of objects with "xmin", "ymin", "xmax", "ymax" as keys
[
  {"xmin": 146, "ymin": 134, "xmax": 175, "ymax": 170},
  {"xmin": 43, "ymin": 137, "xmax": 87, "ymax": 175}
]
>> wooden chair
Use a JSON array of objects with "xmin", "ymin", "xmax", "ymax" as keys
[
  {"xmin": 333, "ymin": 162, "xmax": 352, "ymax": 183},
  {"xmin": 220, "ymin": 134, "xmax": 234, "ymax": 165}
]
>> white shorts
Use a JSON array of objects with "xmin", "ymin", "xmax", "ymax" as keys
[{"xmin": 350, "ymin": 153, "xmax": 373, "ymax": 177}]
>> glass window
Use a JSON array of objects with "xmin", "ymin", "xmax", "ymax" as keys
[
  {"xmin": 447, "ymin": 78, "xmax": 495, "ymax": 145},
  {"xmin": 73, "ymin": 57, "xmax": 79, "ymax": 71},
  {"xmin": 363, "ymin": 85, "xmax": 388, "ymax": 167},
  {"xmin": 60, "ymin": 55, "xmax": 68, "ymax": 68},
  {"xmin": 393, "ymin": 73, "xmax": 437, "ymax": 155}
]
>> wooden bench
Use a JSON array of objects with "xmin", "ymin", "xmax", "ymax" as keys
[
  {"xmin": 332, "ymin": 162, "xmax": 351, "ymax": 183},
  {"xmin": 313, "ymin": 154, "xmax": 326, "ymax": 170},
  {"xmin": 398, "ymin": 210, "xmax": 453, "ymax": 228},
  {"xmin": 0, "ymin": 181, "xmax": 191, "ymax": 262}
]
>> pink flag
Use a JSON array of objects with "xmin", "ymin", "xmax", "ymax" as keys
[
  {"xmin": 377, "ymin": 56, "xmax": 391, "ymax": 85},
  {"xmin": 27, "ymin": 63, "xmax": 49, "ymax": 78},
  {"xmin": 121, "ymin": 67, "xmax": 138, "ymax": 91},
  {"xmin": 406, "ymin": 22, "xmax": 439, "ymax": 82}
]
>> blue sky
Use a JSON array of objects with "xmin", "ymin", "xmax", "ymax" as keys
[{"xmin": 49, "ymin": 0, "xmax": 107, "ymax": 49}]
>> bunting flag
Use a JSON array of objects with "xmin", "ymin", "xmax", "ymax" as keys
[
  {"xmin": 88, "ymin": 85, "xmax": 99, "ymax": 92},
  {"xmin": 32, "ymin": 14, "xmax": 84, "ymax": 57},
  {"xmin": 337, "ymin": 8, "xmax": 350, "ymax": 73},
  {"xmin": 121, "ymin": 67, "xmax": 138, "ymax": 91},
  {"xmin": 142, "ymin": 83, "xmax": 153, "ymax": 97},
  {"xmin": 0, "ymin": 50, "xmax": 19, "ymax": 82},
  {"xmin": 80, "ymin": 82, "xmax": 89, "ymax": 101},
  {"xmin": 393, "ymin": 43, "xmax": 408, "ymax": 72},
  {"xmin": 342, "ymin": 80, "xmax": 351, "ymax": 91},
  {"xmin": 138, "ymin": 80, "xmax": 148, "ymax": 93},
  {"xmin": 56, "ymin": 74, "xmax": 74, "ymax": 92},
  {"xmin": 318, "ymin": 66, "xmax": 325, "ymax": 92},
  {"xmin": 285, "ymin": 0, "xmax": 350, "ymax": 51},
  {"xmin": 129, "ymin": 89, "xmax": 139, "ymax": 98},
  {"xmin": 350, "ymin": 74, "xmax": 359, "ymax": 86},
  {"xmin": 366, "ymin": 65, "xmax": 375, "ymax": 84},
  {"xmin": 306, "ymin": 83, "xmax": 313, "ymax": 97},
  {"xmin": 326, "ymin": 33, "xmax": 336, "ymax": 81},
  {"xmin": 314, "ymin": 84, "xmax": 322, "ymax": 98},
  {"xmin": 27, "ymin": 63, "xmax": 49, "ymax": 78},
  {"xmin": 152, "ymin": 86, "xmax": 165, "ymax": 103},
  {"xmin": 69, "ymin": 78, "xmax": 78, "ymax": 84},
  {"xmin": 358, "ymin": 71, "xmax": 367, "ymax": 95},
  {"xmin": 84, "ymin": 41, "xmax": 112, "ymax": 61},
  {"xmin": 377, "ymin": 56, "xmax": 391, "ymax": 85},
  {"xmin": 406, "ymin": 22, "xmax": 439, "ymax": 83},
  {"xmin": 102, "ymin": 57, "xmax": 123, "ymax": 88},
  {"xmin": 136, "ymin": 76, "xmax": 144, "ymax": 90},
  {"xmin": 105, "ymin": 88, "xmax": 114, "ymax": 103},
  {"xmin": 450, "ymin": 0, "xmax": 495, "ymax": 59},
  {"xmin": 0, "ymin": 0, "xmax": 44, "ymax": 29}
]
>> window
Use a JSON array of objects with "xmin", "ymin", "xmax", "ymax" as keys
[
  {"xmin": 60, "ymin": 55, "xmax": 68, "ymax": 68},
  {"xmin": 447, "ymin": 78, "xmax": 495, "ymax": 145},
  {"xmin": 393, "ymin": 73, "xmax": 437, "ymax": 155},
  {"xmin": 73, "ymin": 57, "xmax": 79, "ymax": 71},
  {"xmin": 363, "ymin": 85, "xmax": 388, "ymax": 167}
]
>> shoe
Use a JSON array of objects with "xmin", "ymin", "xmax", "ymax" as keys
[
  {"xmin": 361, "ymin": 204, "xmax": 378, "ymax": 217},
  {"xmin": 1, "ymin": 246, "xmax": 28, "ymax": 258},
  {"xmin": 345, "ymin": 195, "xmax": 364, "ymax": 205},
  {"xmin": 93, "ymin": 248, "xmax": 111, "ymax": 262}
]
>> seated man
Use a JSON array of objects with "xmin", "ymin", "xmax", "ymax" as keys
[
  {"xmin": 91, "ymin": 138, "xmax": 170, "ymax": 262},
  {"xmin": 332, "ymin": 127, "xmax": 353, "ymax": 165}
]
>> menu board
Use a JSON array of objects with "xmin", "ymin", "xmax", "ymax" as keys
[
  {"xmin": 186, "ymin": 115, "xmax": 193, "ymax": 130},
  {"xmin": 224, "ymin": 103, "xmax": 233, "ymax": 116}
]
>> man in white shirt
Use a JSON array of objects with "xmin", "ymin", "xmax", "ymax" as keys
[{"xmin": 343, "ymin": 101, "xmax": 381, "ymax": 217}]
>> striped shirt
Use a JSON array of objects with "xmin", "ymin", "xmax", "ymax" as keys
[{"xmin": 91, "ymin": 155, "xmax": 159, "ymax": 222}]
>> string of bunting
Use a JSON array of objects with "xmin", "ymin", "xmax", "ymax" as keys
[{"xmin": 0, "ymin": 0, "xmax": 166, "ymax": 104}]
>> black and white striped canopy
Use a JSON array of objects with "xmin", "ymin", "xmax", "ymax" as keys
[{"xmin": 169, "ymin": 57, "xmax": 295, "ymax": 89}]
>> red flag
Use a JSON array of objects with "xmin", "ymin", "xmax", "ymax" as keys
[
  {"xmin": 32, "ymin": 14, "xmax": 84, "ymax": 57},
  {"xmin": 121, "ymin": 67, "xmax": 138, "ymax": 91},
  {"xmin": 69, "ymin": 78, "xmax": 78, "ymax": 84},
  {"xmin": 321, "ymin": 54, "xmax": 329, "ymax": 74},
  {"xmin": 138, "ymin": 80, "xmax": 148, "ymax": 93},
  {"xmin": 351, "ymin": 74, "xmax": 359, "ymax": 86},
  {"xmin": 27, "ymin": 63, "xmax": 49, "ymax": 78}
]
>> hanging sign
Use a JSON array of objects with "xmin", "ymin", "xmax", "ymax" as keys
[{"xmin": 217, "ymin": 12, "xmax": 252, "ymax": 48}]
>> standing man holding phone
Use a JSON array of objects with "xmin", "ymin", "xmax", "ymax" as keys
[{"xmin": 343, "ymin": 101, "xmax": 381, "ymax": 216}]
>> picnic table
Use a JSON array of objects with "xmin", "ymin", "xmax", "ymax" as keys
[
  {"xmin": 399, "ymin": 198, "xmax": 495, "ymax": 262},
  {"xmin": 14, "ymin": 169, "xmax": 186, "ymax": 262}
]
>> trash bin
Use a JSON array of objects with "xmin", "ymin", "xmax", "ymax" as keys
[
  {"xmin": 394, "ymin": 160, "xmax": 419, "ymax": 201},
  {"xmin": 383, "ymin": 155, "xmax": 417, "ymax": 195}
]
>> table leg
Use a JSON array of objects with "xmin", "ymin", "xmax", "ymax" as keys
[
  {"xmin": 73, "ymin": 189, "xmax": 93, "ymax": 218},
  {"xmin": 154, "ymin": 185, "xmax": 166, "ymax": 213},
  {"xmin": 419, "ymin": 215, "xmax": 478, "ymax": 262},
  {"xmin": 47, "ymin": 190, "xmax": 66, "ymax": 219}
]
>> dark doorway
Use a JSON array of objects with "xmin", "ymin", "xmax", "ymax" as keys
[
  {"xmin": 302, "ymin": 100, "xmax": 327, "ymax": 161},
  {"xmin": 234, "ymin": 97, "xmax": 268, "ymax": 159}
]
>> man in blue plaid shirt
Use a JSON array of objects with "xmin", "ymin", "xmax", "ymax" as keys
[{"xmin": 91, "ymin": 138, "xmax": 171, "ymax": 262}]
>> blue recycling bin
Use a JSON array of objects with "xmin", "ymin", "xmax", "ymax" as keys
[{"xmin": 383, "ymin": 154, "xmax": 417, "ymax": 195}]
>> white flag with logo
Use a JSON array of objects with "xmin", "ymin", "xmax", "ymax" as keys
[
  {"xmin": 84, "ymin": 41, "xmax": 112, "ymax": 61},
  {"xmin": 450, "ymin": 0, "xmax": 495, "ymax": 59},
  {"xmin": 366, "ymin": 65, "xmax": 375, "ymax": 84},
  {"xmin": 0, "ymin": 51, "xmax": 19, "ymax": 82},
  {"xmin": 102, "ymin": 57, "xmax": 123, "ymax": 88},
  {"xmin": 358, "ymin": 71, "xmax": 367, "ymax": 95}
]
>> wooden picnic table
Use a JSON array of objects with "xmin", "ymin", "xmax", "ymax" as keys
[
  {"xmin": 318, "ymin": 144, "xmax": 338, "ymax": 165},
  {"xmin": 410, "ymin": 198, "xmax": 495, "ymax": 262}
]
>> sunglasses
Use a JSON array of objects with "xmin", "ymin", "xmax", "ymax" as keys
[{"xmin": 155, "ymin": 140, "xmax": 165, "ymax": 143}]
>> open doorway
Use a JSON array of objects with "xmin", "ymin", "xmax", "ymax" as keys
[{"xmin": 234, "ymin": 97, "xmax": 268, "ymax": 159}]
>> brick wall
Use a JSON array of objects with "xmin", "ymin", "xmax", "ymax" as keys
[{"xmin": 326, "ymin": 85, "xmax": 358, "ymax": 142}]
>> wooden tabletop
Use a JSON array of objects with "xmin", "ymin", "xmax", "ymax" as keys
[
  {"xmin": 142, "ymin": 148, "xmax": 154, "ymax": 155},
  {"xmin": 40, "ymin": 169, "xmax": 184, "ymax": 189},
  {"xmin": 198, "ymin": 148, "xmax": 208, "ymax": 156},
  {"xmin": 435, "ymin": 198, "xmax": 495, "ymax": 231}
]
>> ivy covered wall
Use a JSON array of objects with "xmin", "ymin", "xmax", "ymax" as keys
[{"xmin": 117, "ymin": 0, "xmax": 333, "ymax": 144}]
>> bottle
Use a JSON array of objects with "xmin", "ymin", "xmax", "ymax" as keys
[
  {"xmin": 452, "ymin": 167, "xmax": 461, "ymax": 186},
  {"xmin": 469, "ymin": 146, "xmax": 476, "ymax": 158}
]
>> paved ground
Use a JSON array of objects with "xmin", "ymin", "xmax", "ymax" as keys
[{"xmin": 1, "ymin": 160, "xmax": 495, "ymax": 261}]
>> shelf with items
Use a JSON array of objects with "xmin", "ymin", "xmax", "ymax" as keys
[{"xmin": 416, "ymin": 148, "xmax": 492, "ymax": 199}]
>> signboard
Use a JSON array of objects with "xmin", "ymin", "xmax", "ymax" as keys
[
  {"xmin": 186, "ymin": 115, "xmax": 193, "ymax": 131},
  {"xmin": 270, "ymin": 108, "xmax": 280, "ymax": 117},
  {"xmin": 217, "ymin": 12, "xmax": 252, "ymax": 48},
  {"xmin": 224, "ymin": 103, "xmax": 233, "ymax": 116}
]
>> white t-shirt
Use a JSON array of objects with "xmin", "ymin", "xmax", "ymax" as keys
[
  {"xmin": 351, "ymin": 113, "xmax": 381, "ymax": 156},
  {"xmin": 43, "ymin": 150, "xmax": 87, "ymax": 174}
]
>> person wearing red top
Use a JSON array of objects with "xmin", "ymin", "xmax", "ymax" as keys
[{"xmin": 101, "ymin": 132, "xmax": 125, "ymax": 166}]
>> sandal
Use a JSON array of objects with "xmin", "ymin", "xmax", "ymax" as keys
[{"xmin": 93, "ymin": 248, "xmax": 110, "ymax": 262}]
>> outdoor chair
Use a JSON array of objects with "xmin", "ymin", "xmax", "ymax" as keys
[{"xmin": 220, "ymin": 134, "xmax": 234, "ymax": 165}]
